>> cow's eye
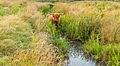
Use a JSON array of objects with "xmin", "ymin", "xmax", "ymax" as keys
[{"xmin": 53, "ymin": 15, "xmax": 55, "ymax": 17}]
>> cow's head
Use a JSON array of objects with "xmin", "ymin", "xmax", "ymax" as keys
[{"xmin": 46, "ymin": 13, "xmax": 64, "ymax": 22}]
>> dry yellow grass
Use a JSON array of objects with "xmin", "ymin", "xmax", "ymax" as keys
[
  {"xmin": 0, "ymin": 0, "xmax": 28, "ymax": 7},
  {"xmin": 100, "ymin": 9, "xmax": 120, "ymax": 42},
  {"xmin": 0, "ymin": 15, "xmax": 31, "ymax": 35},
  {"xmin": 17, "ymin": 1, "xmax": 49, "ymax": 31},
  {"xmin": 0, "ymin": 1, "xmax": 64, "ymax": 65},
  {"xmin": 10, "ymin": 32, "xmax": 64, "ymax": 66}
]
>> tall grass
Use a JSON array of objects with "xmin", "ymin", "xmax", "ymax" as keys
[
  {"xmin": 38, "ymin": 4, "xmax": 54, "ymax": 15},
  {"xmin": 0, "ymin": 1, "xmax": 120, "ymax": 66},
  {"xmin": 9, "ymin": 32, "xmax": 62, "ymax": 66},
  {"xmin": 0, "ymin": 3, "xmax": 64, "ymax": 66},
  {"xmin": 0, "ymin": 3, "xmax": 26, "ymax": 16},
  {"xmin": 83, "ymin": 32, "xmax": 120, "ymax": 66},
  {"xmin": 47, "ymin": 22, "xmax": 69, "ymax": 60},
  {"xmin": 0, "ymin": 15, "xmax": 32, "ymax": 48},
  {"xmin": 0, "ymin": 15, "xmax": 33, "ymax": 65},
  {"xmin": 59, "ymin": 13, "xmax": 101, "ymax": 42},
  {"xmin": 53, "ymin": 1, "xmax": 120, "ymax": 65}
]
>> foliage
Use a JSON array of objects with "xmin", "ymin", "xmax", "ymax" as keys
[
  {"xmin": 0, "ymin": 6, "xmax": 8, "ymax": 16},
  {"xmin": 9, "ymin": 3, "xmax": 26, "ymax": 14},
  {"xmin": 0, "ymin": 15, "xmax": 32, "ymax": 49},
  {"xmin": 83, "ymin": 33, "xmax": 120, "ymax": 66},
  {"xmin": 47, "ymin": 22, "xmax": 69, "ymax": 60},
  {"xmin": 59, "ymin": 13, "xmax": 100, "ymax": 42},
  {"xmin": 0, "ymin": 39, "xmax": 18, "ymax": 57},
  {"xmin": 38, "ymin": 4, "xmax": 54, "ymax": 15},
  {"xmin": 0, "ymin": 3, "xmax": 25, "ymax": 16},
  {"xmin": 0, "ymin": 0, "xmax": 120, "ymax": 66}
]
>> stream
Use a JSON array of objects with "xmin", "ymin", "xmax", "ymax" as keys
[{"xmin": 64, "ymin": 41, "xmax": 100, "ymax": 66}]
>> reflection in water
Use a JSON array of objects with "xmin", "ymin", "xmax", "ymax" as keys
[{"xmin": 66, "ymin": 41, "xmax": 96, "ymax": 66}]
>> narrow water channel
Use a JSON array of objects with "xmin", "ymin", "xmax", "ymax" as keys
[{"xmin": 66, "ymin": 41, "xmax": 97, "ymax": 66}]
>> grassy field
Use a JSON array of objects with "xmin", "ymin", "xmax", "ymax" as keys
[
  {"xmin": 48, "ymin": 1, "xmax": 120, "ymax": 66},
  {"xmin": 0, "ymin": 0, "xmax": 64, "ymax": 66},
  {"xmin": 0, "ymin": 0, "xmax": 120, "ymax": 66}
]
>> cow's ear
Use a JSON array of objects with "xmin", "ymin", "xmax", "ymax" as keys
[
  {"xmin": 46, "ymin": 14, "xmax": 50, "ymax": 17},
  {"xmin": 46, "ymin": 13, "xmax": 53, "ymax": 17}
]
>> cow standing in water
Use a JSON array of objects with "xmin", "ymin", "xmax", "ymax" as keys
[{"xmin": 46, "ymin": 13, "xmax": 64, "ymax": 28}]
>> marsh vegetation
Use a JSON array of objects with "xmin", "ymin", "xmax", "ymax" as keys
[{"xmin": 0, "ymin": 0, "xmax": 120, "ymax": 66}]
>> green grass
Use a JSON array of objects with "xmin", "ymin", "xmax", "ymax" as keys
[
  {"xmin": 38, "ymin": 4, "xmax": 54, "ymax": 15},
  {"xmin": 0, "ymin": 6, "xmax": 9, "ymax": 16},
  {"xmin": 0, "ymin": 15, "xmax": 32, "ymax": 58},
  {"xmin": 0, "ymin": 39, "xmax": 18, "ymax": 57},
  {"xmin": 9, "ymin": 3, "xmax": 26, "ymax": 14},
  {"xmin": 47, "ymin": 22, "xmax": 69, "ymax": 60},
  {"xmin": 83, "ymin": 33, "xmax": 120, "ymax": 66},
  {"xmin": 0, "ymin": 56, "xmax": 10, "ymax": 66},
  {"xmin": 0, "ymin": 3, "xmax": 26, "ymax": 16},
  {"xmin": 59, "ymin": 12, "xmax": 101, "ymax": 42},
  {"xmin": 21, "ymin": 16, "xmax": 36, "ymax": 32},
  {"xmin": 83, "ymin": 32, "xmax": 101, "ymax": 57},
  {"xmin": 0, "ymin": 1, "xmax": 120, "ymax": 66},
  {"xmin": 52, "ymin": 2, "xmax": 120, "ymax": 65}
]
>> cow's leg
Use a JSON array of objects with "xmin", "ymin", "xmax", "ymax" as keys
[{"xmin": 54, "ymin": 21, "xmax": 59, "ymax": 30}]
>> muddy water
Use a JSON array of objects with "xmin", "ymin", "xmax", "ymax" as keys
[{"xmin": 66, "ymin": 41, "xmax": 97, "ymax": 66}]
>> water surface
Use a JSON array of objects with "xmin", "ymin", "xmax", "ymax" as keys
[{"xmin": 66, "ymin": 41, "xmax": 97, "ymax": 66}]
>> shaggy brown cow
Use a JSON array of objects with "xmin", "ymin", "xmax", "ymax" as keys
[{"xmin": 46, "ymin": 13, "xmax": 63, "ymax": 27}]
